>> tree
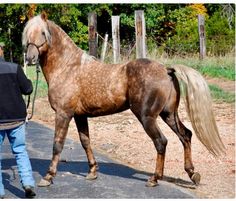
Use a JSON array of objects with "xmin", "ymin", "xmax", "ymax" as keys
[
  {"xmin": 0, "ymin": 4, "xmax": 29, "ymax": 63},
  {"xmin": 0, "ymin": 3, "xmax": 234, "ymax": 62}
]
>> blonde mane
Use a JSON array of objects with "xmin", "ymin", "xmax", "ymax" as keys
[
  {"xmin": 22, "ymin": 15, "xmax": 51, "ymax": 47},
  {"xmin": 22, "ymin": 15, "xmax": 95, "ymax": 64}
]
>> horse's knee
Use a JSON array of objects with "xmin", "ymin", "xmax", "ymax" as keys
[{"xmin": 53, "ymin": 141, "xmax": 63, "ymax": 155}]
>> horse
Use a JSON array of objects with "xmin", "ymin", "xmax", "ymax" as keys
[{"xmin": 22, "ymin": 13, "xmax": 225, "ymax": 188}]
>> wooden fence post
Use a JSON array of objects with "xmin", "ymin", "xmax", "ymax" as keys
[
  {"xmin": 101, "ymin": 33, "xmax": 108, "ymax": 62},
  {"xmin": 88, "ymin": 12, "xmax": 97, "ymax": 57},
  {"xmin": 135, "ymin": 10, "xmax": 146, "ymax": 58},
  {"xmin": 112, "ymin": 16, "xmax": 120, "ymax": 63},
  {"xmin": 198, "ymin": 14, "xmax": 206, "ymax": 60}
]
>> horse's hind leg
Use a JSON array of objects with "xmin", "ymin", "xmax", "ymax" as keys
[
  {"xmin": 141, "ymin": 116, "xmax": 168, "ymax": 187},
  {"xmin": 130, "ymin": 104, "xmax": 167, "ymax": 187},
  {"xmin": 74, "ymin": 114, "xmax": 98, "ymax": 180},
  {"xmin": 38, "ymin": 112, "xmax": 72, "ymax": 187},
  {"xmin": 160, "ymin": 111, "xmax": 201, "ymax": 185}
]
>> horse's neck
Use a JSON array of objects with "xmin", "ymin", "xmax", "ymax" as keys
[{"xmin": 40, "ymin": 22, "xmax": 84, "ymax": 84}]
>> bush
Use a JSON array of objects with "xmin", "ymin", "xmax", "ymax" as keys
[
  {"xmin": 164, "ymin": 4, "xmax": 235, "ymax": 56},
  {"xmin": 206, "ymin": 11, "xmax": 235, "ymax": 56},
  {"xmin": 165, "ymin": 5, "xmax": 204, "ymax": 55}
]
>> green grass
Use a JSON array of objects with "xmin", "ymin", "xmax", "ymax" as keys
[
  {"xmin": 156, "ymin": 53, "xmax": 235, "ymax": 81},
  {"xmin": 209, "ymin": 84, "xmax": 235, "ymax": 103},
  {"xmin": 25, "ymin": 66, "xmax": 48, "ymax": 98},
  {"xmin": 199, "ymin": 65, "xmax": 234, "ymax": 80}
]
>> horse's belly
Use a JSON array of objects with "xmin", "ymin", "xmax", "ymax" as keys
[{"xmin": 80, "ymin": 95, "xmax": 128, "ymax": 117}]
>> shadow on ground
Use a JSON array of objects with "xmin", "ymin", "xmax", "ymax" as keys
[{"xmin": 1, "ymin": 121, "xmax": 196, "ymax": 198}]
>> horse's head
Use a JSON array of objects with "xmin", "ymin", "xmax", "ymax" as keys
[{"xmin": 22, "ymin": 12, "xmax": 51, "ymax": 65}]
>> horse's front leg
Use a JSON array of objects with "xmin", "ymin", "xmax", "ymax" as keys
[
  {"xmin": 38, "ymin": 112, "xmax": 72, "ymax": 187},
  {"xmin": 74, "ymin": 114, "xmax": 98, "ymax": 180}
]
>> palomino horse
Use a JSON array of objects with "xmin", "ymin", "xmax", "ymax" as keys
[{"xmin": 22, "ymin": 13, "xmax": 225, "ymax": 187}]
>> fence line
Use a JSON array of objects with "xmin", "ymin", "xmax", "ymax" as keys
[
  {"xmin": 89, "ymin": 10, "xmax": 216, "ymax": 62},
  {"xmin": 96, "ymin": 31, "xmax": 136, "ymax": 62}
]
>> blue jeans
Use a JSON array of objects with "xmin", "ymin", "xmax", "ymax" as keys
[{"xmin": 0, "ymin": 123, "xmax": 35, "ymax": 196}]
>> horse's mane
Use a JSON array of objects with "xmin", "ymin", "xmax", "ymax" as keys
[
  {"xmin": 22, "ymin": 15, "xmax": 51, "ymax": 47},
  {"xmin": 49, "ymin": 20, "xmax": 82, "ymax": 55},
  {"xmin": 22, "ymin": 15, "xmax": 95, "ymax": 64}
]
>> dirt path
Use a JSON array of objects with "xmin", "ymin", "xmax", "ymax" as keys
[{"xmin": 31, "ymin": 78, "xmax": 235, "ymax": 199}]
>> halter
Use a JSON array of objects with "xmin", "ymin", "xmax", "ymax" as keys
[
  {"xmin": 25, "ymin": 21, "xmax": 50, "ymax": 121},
  {"xmin": 26, "ymin": 39, "xmax": 47, "ymax": 57},
  {"xmin": 25, "ymin": 40, "xmax": 46, "ymax": 121}
]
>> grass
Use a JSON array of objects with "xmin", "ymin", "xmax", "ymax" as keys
[
  {"xmin": 25, "ymin": 66, "xmax": 48, "ymax": 98},
  {"xmin": 151, "ymin": 53, "xmax": 235, "ymax": 81},
  {"xmin": 209, "ymin": 84, "xmax": 235, "ymax": 103}
]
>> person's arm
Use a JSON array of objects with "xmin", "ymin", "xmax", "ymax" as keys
[{"xmin": 17, "ymin": 65, "xmax": 33, "ymax": 95}]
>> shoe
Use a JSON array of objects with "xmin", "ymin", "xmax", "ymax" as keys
[
  {"xmin": 0, "ymin": 195, "xmax": 4, "ymax": 199},
  {"xmin": 23, "ymin": 186, "xmax": 36, "ymax": 198}
]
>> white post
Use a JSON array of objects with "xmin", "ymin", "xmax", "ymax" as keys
[
  {"xmin": 101, "ymin": 33, "xmax": 108, "ymax": 62},
  {"xmin": 112, "ymin": 16, "xmax": 120, "ymax": 64}
]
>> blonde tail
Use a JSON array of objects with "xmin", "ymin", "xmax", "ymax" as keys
[{"xmin": 171, "ymin": 64, "xmax": 226, "ymax": 157}]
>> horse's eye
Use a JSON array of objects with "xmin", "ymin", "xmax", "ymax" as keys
[{"xmin": 42, "ymin": 31, "xmax": 45, "ymax": 36}]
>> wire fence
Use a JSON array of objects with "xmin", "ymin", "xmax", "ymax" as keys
[{"xmin": 96, "ymin": 31, "xmax": 235, "ymax": 64}]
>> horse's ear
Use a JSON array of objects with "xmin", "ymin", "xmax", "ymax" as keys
[{"xmin": 41, "ymin": 11, "xmax": 48, "ymax": 21}]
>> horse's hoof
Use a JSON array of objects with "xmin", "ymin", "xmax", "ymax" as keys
[
  {"xmin": 191, "ymin": 172, "xmax": 201, "ymax": 186},
  {"xmin": 37, "ymin": 178, "xmax": 52, "ymax": 187},
  {"xmin": 86, "ymin": 172, "xmax": 97, "ymax": 180},
  {"xmin": 145, "ymin": 180, "xmax": 158, "ymax": 187}
]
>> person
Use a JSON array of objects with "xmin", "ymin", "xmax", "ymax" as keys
[{"xmin": 0, "ymin": 42, "xmax": 36, "ymax": 198}]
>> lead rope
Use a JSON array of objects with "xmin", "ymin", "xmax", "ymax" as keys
[{"xmin": 26, "ymin": 63, "xmax": 41, "ymax": 122}]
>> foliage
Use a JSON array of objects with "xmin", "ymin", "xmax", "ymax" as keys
[
  {"xmin": 206, "ymin": 10, "xmax": 235, "ymax": 56},
  {"xmin": 165, "ymin": 4, "xmax": 208, "ymax": 55},
  {"xmin": 0, "ymin": 3, "xmax": 235, "ymax": 63},
  {"xmin": 0, "ymin": 4, "xmax": 29, "ymax": 63},
  {"xmin": 165, "ymin": 4, "xmax": 235, "ymax": 56},
  {"xmin": 35, "ymin": 4, "xmax": 89, "ymax": 50}
]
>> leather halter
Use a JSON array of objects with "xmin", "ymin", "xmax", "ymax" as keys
[{"xmin": 26, "ymin": 39, "xmax": 47, "ymax": 56}]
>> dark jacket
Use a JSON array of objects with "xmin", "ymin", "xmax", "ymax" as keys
[{"xmin": 0, "ymin": 57, "xmax": 33, "ymax": 123}]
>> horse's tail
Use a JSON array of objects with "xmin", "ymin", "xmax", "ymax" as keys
[{"xmin": 170, "ymin": 64, "xmax": 226, "ymax": 157}]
